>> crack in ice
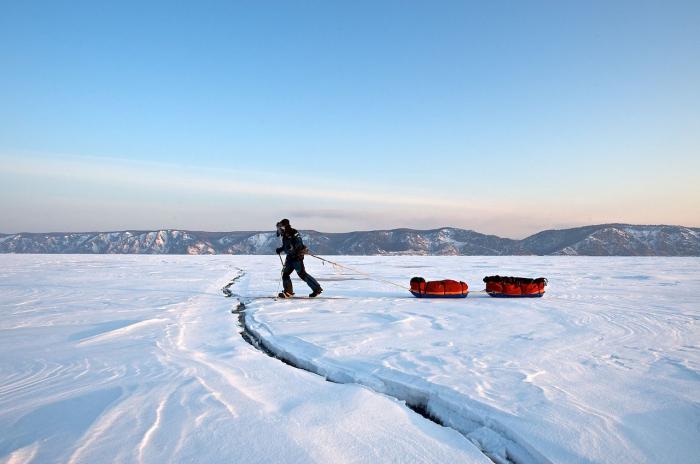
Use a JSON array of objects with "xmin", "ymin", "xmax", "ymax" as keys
[{"xmin": 226, "ymin": 270, "xmax": 551, "ymax": 464}]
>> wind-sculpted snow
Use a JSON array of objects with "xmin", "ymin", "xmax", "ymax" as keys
[
  {"xmin": 0, "ymin": 255, "xmax": 491, "ymax": 464},
  {"xmin": 1, "ymin": 256, "xmax": 698, "ymax": 464},
  {"xmin": 242, "ymin": 256, "xmax": 700, "ymax": 464}
]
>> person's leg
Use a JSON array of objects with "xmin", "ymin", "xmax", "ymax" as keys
[
  {"xmin": 293, "ymin": 260, "xmax": 322, "ymax": 292},
  {"xmin": 282, "ymin": 260, "xmax": 295, "ymax": 294}
]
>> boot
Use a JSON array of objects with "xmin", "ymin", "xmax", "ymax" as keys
[{"xmin": 308, "ymin": 288, "xmax": 323, "ymax": 298}]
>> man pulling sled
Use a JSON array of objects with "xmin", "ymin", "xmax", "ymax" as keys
[{"xmin": 275, "ymin": 219, "xmax": 323, "ymax": 298}]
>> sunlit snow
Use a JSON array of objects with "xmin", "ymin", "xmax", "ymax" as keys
[{"xmin": 1, "ymin": 255, "xmax": 698, "ymax": 463}]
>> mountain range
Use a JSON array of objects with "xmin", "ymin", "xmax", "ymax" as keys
[{"xmin": 1, "ymin": 224, "xmax": 699, "ymax": 256}]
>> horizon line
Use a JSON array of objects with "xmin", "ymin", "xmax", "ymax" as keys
[{"xmin": 2, "ymin": 222, "xmax": 698, "ymax": 240}]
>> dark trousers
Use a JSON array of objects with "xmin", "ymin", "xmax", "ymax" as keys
[{"xmin": 282, "ymin": 258, "xmax": 321, "ymax": 294}]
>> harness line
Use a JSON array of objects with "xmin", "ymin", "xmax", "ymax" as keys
[{"xmin": 306, "ymin": 252, "xmax": 412, "ymax": 291}]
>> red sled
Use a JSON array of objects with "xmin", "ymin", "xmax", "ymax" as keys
[
  {"xmin": 483, "ymin": 276, "xmax": 547, "ymax": 298},
  {"xmin": 410, "ymin": 277, "xmax": 469, "ymax": 298}
]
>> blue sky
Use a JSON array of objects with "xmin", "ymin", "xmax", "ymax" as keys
[{"xmin": 1, "ymin": 1, "xmax": 699, "ymax": 237}]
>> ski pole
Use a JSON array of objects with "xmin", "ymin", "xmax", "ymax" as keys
[{"xmin": 275, "ymin": 253, "xmax": 284, "ymax": 295}]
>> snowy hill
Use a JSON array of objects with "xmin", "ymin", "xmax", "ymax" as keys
[
  {"xmin": 521, "ymin": 224, "xmax": 700, "ymax": 256},
  {"xmin": 1, "ymin": 224, "xmax": 699, "ymax": 255}
]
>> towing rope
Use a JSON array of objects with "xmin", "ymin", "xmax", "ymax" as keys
[
  {"xmin": 306, "ymin": 252, "xmax": 412, "ymax": 291},
  {"xmin": 306, "ymin": 252, "xmax": 494, "ymax": 294}
]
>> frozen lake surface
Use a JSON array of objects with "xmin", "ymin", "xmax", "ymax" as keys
[{"xmin": 1, "ymin": 255, "xmax": 698, "ymax": 463}]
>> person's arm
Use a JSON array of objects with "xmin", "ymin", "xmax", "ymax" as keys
[{"xmin": 275, "ymin": 237, "xmax": 285, "ymax": 255}]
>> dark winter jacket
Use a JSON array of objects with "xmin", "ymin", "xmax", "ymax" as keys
[{"xmin": 276, "ymin": 228, "xmax": 307, "ymax": 260}]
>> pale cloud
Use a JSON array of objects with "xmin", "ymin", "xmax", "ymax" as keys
[
  {"xmin": 1, "ymin": 153, "xmax": 698, "ymax": 238},
  {"xmin": 1, "ymin": 155, "xmax": 493, "ymax": 210}
]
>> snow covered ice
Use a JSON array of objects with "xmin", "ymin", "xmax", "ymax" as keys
[{"xmin": 1, "ymin": 255, "xmax": 699, "ymax": 463}]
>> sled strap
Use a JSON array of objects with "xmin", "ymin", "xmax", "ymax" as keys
[{"xmin": 306, "ymin": 252, "xmax": 411, "ymax": 291}]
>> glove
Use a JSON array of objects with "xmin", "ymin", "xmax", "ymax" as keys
[
  {"xmin": 300, "ymin": 246, "xmax": 309, "ymax": 255},
  {"xmin": 275, "ymin": 247, "xmax": 283, "ymax": 254}
]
